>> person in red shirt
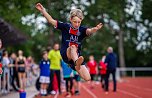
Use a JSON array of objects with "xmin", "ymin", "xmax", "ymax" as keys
[
  {"xmin": 0, "ymin": 63, "xmax": 2, "ymax": 75},
  {"xmin": 0, "ymin": 39, "xmax": 3, "ymax": 76},
  {"xmin": 87, "ymin": 55, "xmax": 97, "ymax": 89},
  {"xmin": 99, "ymin": 55, "xmax": 107, "ymax": 90}
]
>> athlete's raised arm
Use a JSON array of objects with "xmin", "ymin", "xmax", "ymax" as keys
[
  {"xmin": 35, "ymin": 3, "xmax": 57, "ymax": 27},
  {"xmin": 86, "ymin": 23, "xmax": 103, "ymax": 36}
]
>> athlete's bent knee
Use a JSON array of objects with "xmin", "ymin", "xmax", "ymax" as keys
[{"xmin": 70, "ymin": 45, "xmax": 76, "ymax": 49}]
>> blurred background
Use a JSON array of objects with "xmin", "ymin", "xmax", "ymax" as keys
[
  {"xmin": 1, "ymin": 0, "xmax": 152, "ymax": 68},
  {"xmin": 1, "ymin": 0, "xmax": 152, "ymax": 70}
]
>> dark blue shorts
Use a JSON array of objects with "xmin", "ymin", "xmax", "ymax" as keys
[
  {"xmin": 74, "ymin": 74, "xmax": 80, "ymax": 81},
  {"xmin": 61, "ymin": 51, "xmax": 85, "ymax": 71}
]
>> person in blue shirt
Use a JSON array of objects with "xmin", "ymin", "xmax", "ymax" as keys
[
  {"xmin": 39, "ymin": 51, "xmax": 50, "ymax": 96},
  {"xmin": 104, "ymin": 47, "xmax": 117, "ymax": 94},
  {"xmin": 36, "ymin": 3, "xmax": 103, "ymax": 81},
  {"xmin": 73, "ymin": 71, "xmax": 81, "ymax": 95},
  {"xmin": 61, "ymin": 60, "xmax": 73, "ymax": 97}
]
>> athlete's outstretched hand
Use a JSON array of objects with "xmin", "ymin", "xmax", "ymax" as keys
[
  {"xmin": 92, "ymin": 23, "xmax": 103, "ymax": 32},
  {"xmin": 35, "ymin": 3, "xmax": 45, "ymax": 12},
  {"xmin": 86, "ymin": 23, "xmax": 103, "ymax": 35},
  {"xmin": 35, "ymin": 3, "xmax": 57, "ymax": 27}
]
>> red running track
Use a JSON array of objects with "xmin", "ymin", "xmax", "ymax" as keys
[{"xmin": 34, "ymin": 77, "xmax": 152, "ymax": 98}]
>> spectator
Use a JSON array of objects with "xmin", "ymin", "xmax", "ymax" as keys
[
  {"xmin": 48, "ymin": 43, "xmax": 62, "ymax": 94},
  {"xmin": 0, "ymin": 39, "xmax": 2, "ymax": 63},
  {"xmin": 105, "ymin": 47, "xmax": 117, "ymax": 94},
  {"xmin": 0, "ymin": 39, "xmax": 3, "ymax": 75},
  {"xmin": 39, "ymin": 51, "xmax": 50, "ymax": 96},
  {"xmin": 31, "ymin": 60, "xmax": 39, "ymax": 77},
  {"xmin": 61, "ymin": 60, "xmax": 73, "ymax": 97},
  {"xmin": 86, "ymin": 55, "xmax": 97, "ymax": 89},
  {"xmin": 99, "ymin": 55, "xmax": 107, "ymax": 89},
  {"xmin": 2, "ymin": 51, "xmax": 10, "ymax": 94},
  {"xmin": 73, "ymin": 71, "xmax": 80, "ymax": 95},
  {"xmin": 16, "ymin": 50, "xmax": 26, "ymax": 92},
  {"xmin": 26, "ymin": 56, "xmax": 33, "ymax": 86},
  {"xmin": 9, "ymin": 52, "xmax": 19, "ymax": 91}
]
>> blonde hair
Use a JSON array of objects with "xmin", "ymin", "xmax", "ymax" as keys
[{"xmin": 70, "ymin": 9, "xmax": 84, "ymax": 20}]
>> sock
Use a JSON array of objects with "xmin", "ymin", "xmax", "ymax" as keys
[
  {"xmin": 42, "ymin": 89, "xmax": 45, "ymax": 95},
  {"xmin": 44, "ymin": 89, "xmax": 47, "ymax": 95},
  {"xmin": 40, "ymin": 89, "xmax": 43, "ymax": 94}
]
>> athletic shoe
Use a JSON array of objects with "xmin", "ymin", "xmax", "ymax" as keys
[
  {"xmin": 74, "ymin": 90, "xmax": 80, "ymax": 95},
  {"xmin": 50, "ymin": 90, "xmax": 56, "ymax": 95},
  {"xmin": 65, "ymin": 93, "xmax": 71, "ymax": 98}
]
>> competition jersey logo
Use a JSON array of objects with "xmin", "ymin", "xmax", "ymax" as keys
[
  {"xmin": 42, "ymin": 61, "xmax": 50, "ymax": 65},
  {"xmin": 69, "ymin": 27, "xmax": 80, "ymax": 47},
  {"xmin": 0, "ymin": 63, "xmax": 3, "ymax": 76}
]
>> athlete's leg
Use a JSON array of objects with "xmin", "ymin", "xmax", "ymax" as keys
[
  {"xmin": 66, "ymin": 47, "xmax": 71, "ymax": 60},
  {"xmin": 67, "ymin": 45, "xmax": 84, "ymax": 70},
  {"xmin": 76, "ymin": 65, "xmax": 91, "ymax": 81},
  {"xmin": 66, "ymin": 45, "xmax": 90, "ymax": 81}
]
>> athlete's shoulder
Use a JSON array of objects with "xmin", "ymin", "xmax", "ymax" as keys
[
  {"xmin": 59, "ymin": 21, "xmax": 70, "ymax": 25},
  {"xmin": 79, "ymin": 25, "xmax": 88, "ymax": 35},
  {"xmin": 57, "ymin": 20, "xmax": 70, "ymax": 27},
  {"xmin": 79, "ymin": 25, "xmax": 88, "ymax": 29}
]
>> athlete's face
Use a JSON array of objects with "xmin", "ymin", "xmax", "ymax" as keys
[{"xmin": 70, "ymin": 16, "xmax": 82, "ymax": 29}]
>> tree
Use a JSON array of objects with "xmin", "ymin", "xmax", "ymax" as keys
[{"xmin": 1, "ymin": 0, "xmax": 152, "ymax": 67}]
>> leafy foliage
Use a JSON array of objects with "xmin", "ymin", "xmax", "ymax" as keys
[{"xmin": 0, "ymin": 0, "xmax": 152, "ymax": 67}]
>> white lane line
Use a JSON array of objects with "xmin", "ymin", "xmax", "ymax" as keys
[
  {"xmin": 54, "ymin": 93, "xmax": 58, "ymax": 98},
  {"xmin": 54, "ymin": 92, "xmax": 59, "ymax": 98},
  {"xmin": 125, "ymin": 84, "xmax": 152, "ymax": 92},
  {"xmin": 81, "ymin": 84, "xmax": 98, "ymax": 98},
  {"xmin": 117, "ymin": 88, "xmax": 142, "ymax": 98},
  {"xmin": 145, "ymin": 88, "xmax": 152, "ymax": 92}
]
